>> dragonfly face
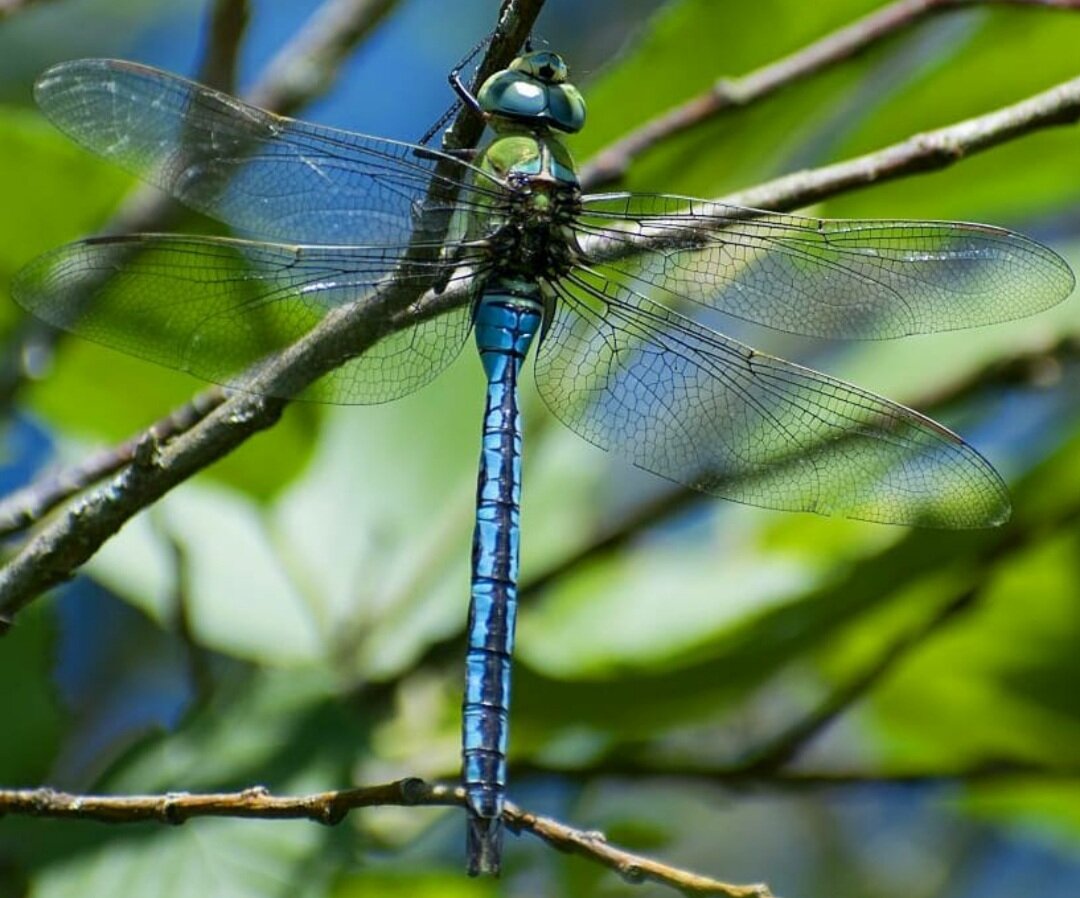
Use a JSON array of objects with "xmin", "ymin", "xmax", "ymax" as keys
[{"xmin": 10, "ymin": 46, "xmax": 1075, "ymax": 877}]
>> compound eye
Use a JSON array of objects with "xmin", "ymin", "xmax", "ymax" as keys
[{"xmin": 512, "ymin": 51, "xmax": 568, "ymax": 84}]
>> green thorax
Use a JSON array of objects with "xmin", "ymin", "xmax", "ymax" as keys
[{"xmin": 476, "ymin": 124, "xmax": 578, "ymax": 188}]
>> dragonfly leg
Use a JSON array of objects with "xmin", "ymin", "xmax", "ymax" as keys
[
  {"xmin": 441, "ymin": 146, "xmax": 480, "ymax": 161},
  {"xmin": 448, "ymin": 33, "xmax": 489, "ymax": 115},
  {"xmin": 418, "ymin": 36, "xmax": 489, "ymax": 146},
  {"xmin": 450, "ymin": 68, "xmax": 484, "ymax": 116}
]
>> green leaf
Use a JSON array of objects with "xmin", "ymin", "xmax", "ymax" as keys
[
  {"xmin": 2, "ymin": 108, "xmax": 315, "ymax": 498},
  {"xmin": 963, "ymin": 780, "xmax": 1080, "ymax": 847},
  {"xmin": 270, "ymin": 368, "xmax": 489, "ymax": 679},
  {"xmin": 870, "ymin": 529, "xmax": 1080, "ymax": 768},
  {"xmin": 29, "ymin": 819, "xmax": 331, "ymax": 898},
  {"xmin": 105, "ymin": 667, "xmax": 363, "ymax": 792},
  {"xmin": 330, "ymin": 871, "xmax": 496, "ymax": 898},
  {"xmin": 508, "ymin": 514, "xmax": 995, "ymax": 753},
  {"xmin": 0, "ymin": 107, "xmax": 129, "ymax": 332},
  {"xmin": 0, "ymin": 603, "xmax": 64, "ymax": 783},
  {"xmin": 87, "ymin": 480, "xmax": 323, "ymax": 665}
]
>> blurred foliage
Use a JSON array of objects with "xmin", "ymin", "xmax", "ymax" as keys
[
  {"xmin": 578, "ymin": 0, "xmax": 1080, "ymax": 221},
  {"xmin": 0, "ymin": 0, "xmax": 1078, "ymax": 896}
]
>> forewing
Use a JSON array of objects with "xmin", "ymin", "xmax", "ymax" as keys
[
  {"xmin": 12, "ymin": 235, "xmax": 474, "ymax": 404},
  {"xmin": 34, "ymin": 59, "xmax": 506, "ymax": 245},
  {"xmin": 577, "ymin": 193, "xmax": 1074, "ymax": 339},
  {"xmin": 534, "ymin": 269, "xmax": 1009, "ymax": 527}
]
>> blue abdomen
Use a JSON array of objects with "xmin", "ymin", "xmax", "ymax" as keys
[{"xmin": 462, "ymin": 278, "xmax": 543, "ymax": 875}]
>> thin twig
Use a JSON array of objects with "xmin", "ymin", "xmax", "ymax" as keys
[
  {"xmin": 197, "ymin": 0, "xmax": 251, "ymax": 93},
  {"xmin": 736, "ymin": 587, "xmax": 984, "ymax": 773},
  {"xmin": 721, "ymin": 74, "xmax": 1080, "ymax": 212},
  {"xmin": 0, "ymin": 389, "xmax": 226, "ymax": 539},
  {"xmin": 162, "ymin": 524, "xmax": 216, "ymax": 707},
  {"xmin": 0, "ymin": 780, "xmax": 772, "ymax": 898},
  {"xmin": 505, "ymin": 801, "xmax": 772, "ymax": 896},
  {"xmin": 246, "ymin": 0, "xmax": 399, "ymax": 114},
  {"xmin": 510, "ymin": 759, "xmax": 1080, "ymax": 789},
  {"xmin": 1, "ymin": 68, "xmax": 1076, "ymax": 631},
  {"xmin": 0, "ymin": 0, "xmax": 56, "ymax": 17},
  {"xmin": 580, "ymin": 0, "xmax": 1080, "ymax": 189}
]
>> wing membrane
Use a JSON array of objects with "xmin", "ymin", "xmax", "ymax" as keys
[
  {"xmin": 35, "ymin": 59, "xmax": 506, "ymax": 245},
  {"xmin": 12, "ymin": 235, "xmax": 474, "ymax": 403},
  {"xmin": 577, "ymin": 193, "xmax": 1074, "ymax": 339},
  {"xmin": 534, "ymin": 269, "xmax": 1009, "ymax": 527}
]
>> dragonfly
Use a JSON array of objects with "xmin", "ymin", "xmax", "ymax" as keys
[{"xmin": 12, "ymin": 50, "xmax": 1074, "ymax": 875}]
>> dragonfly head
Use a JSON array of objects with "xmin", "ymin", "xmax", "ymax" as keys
[{"xmin": 478, "ymin": 50, "xmax": 586, "ymax": 134}]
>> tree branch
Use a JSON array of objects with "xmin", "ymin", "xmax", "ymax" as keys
[
  {"xmin": 580, "ymin": 0, "xmax": 1080, "ymax": 189},
  {"xmin": 1, "ymin": 65, "xmax": 1076, "ymax": 631},
  {"xmin": 246, "ymin": 0, "xmax": 399, "ymax": 114},
  {"xmin": 721, "ymin": 74, "xmax": 1080, "ymax": 212},
  {"xmin": 0, "ymin": 389, "xmax": 226, "ymax": 539},
  {"xmin": 197, "ymin": 0, "xmax": 251, "ymax": 94},
  {"xmin": 510, "ymin": 759, "xmax": 1080, "ymax": 790},
  {"xmin": 735, "ymin": 585, "xmax": 985, "ymax": 774},
  {"xmin": 0, "ymin": 779, "xmax": 772, "ymax": 897},
  {"xmin": 0, "ymin": 0, "xmax": 57, "ymax": 17},
  {"xmin": 0, "ymin": 391, "xmax": 286, "ymax": 635}
]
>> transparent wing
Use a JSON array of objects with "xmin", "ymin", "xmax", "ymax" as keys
[
  {"xmin": 12, "ymin": 235, "xmax": 474, "ymax": 404},
  {"xmin": 34, "ymin": 58, "xmax": 507, "ymax": 245},
  {"xmin": 577, "ymin": 193, "xmax": 1075, "ymax": 339},
  {"xmin": 535, "ymin": 269, "xmax": 1009, "ymax": 527}
]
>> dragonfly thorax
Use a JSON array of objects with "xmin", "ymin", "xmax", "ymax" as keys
[
  {"xmin": 484, "ymin": 174, "xmax": 580, "ymax": 280},
  {"xmin": 473, "ymin": 123, "xmax": 582, "ymax": 282}
]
